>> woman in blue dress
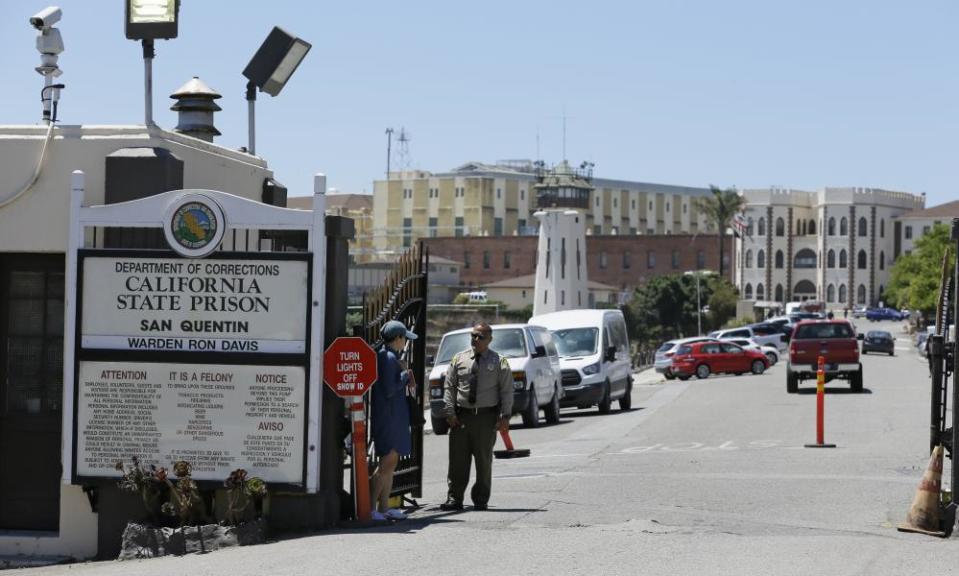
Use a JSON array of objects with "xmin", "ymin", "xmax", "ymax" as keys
[{"xmin": 370, "ymin": 320, "xmax": 417, "ymax": 520}]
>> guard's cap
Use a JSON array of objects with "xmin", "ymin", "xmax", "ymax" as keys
[{"xmin": 381, "ymin": 320, "xmax": 417, "ymax": 341}]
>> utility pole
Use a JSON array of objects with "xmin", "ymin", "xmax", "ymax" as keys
[{"xmin": 385, "ymin": 127, "xmax": 394, "ymax": 180}]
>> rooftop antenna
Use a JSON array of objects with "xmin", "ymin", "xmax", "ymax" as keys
[
  {"xmin": 397, "ymin": 127, "xmax": 412, "ymax": 170},
  {"xmin": 30, "ymin": 6, "xmax": 65, "ymax": 125},
  {"xmin": 385, "ymin": 127, "xmax": 394, "ymax": 179}
]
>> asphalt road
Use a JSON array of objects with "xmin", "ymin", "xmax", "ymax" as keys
[{"xmin": 21, "ymin": 320, "xmax": 959, "ymax": 575}]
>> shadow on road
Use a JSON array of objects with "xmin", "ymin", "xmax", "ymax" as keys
[
  {"xmin": 796, "ymin": 387, "xmax": 873, "ymax": 395},
  {"xmin": 515, "ymin": 418, "xmax": 575, "ymax": 430}
]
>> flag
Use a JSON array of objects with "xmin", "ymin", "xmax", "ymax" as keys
[{"xmin": 732, "ymin": 212, "xmax": 746, "ymax": 238}]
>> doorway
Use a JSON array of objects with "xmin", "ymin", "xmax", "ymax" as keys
[{"xmin": 0, "ymin": 254, "xmax": 64, "ymax": 530}]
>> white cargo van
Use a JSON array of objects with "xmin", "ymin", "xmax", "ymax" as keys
[
  {"xmin": 528, "ymin": 309, "xmax": 633, "ymax": 413},
  {"xmin": 427, "ymin": 324, "xmax": 562, "ymax": 434}
]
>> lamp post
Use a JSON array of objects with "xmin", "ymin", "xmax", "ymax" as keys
[
  {"xmin": 685, "ymin": 270, "xmax": 716, "ymax": 336},
  {"xmin": 242, "ymin": 27, "xmax": 312, "ymax": 155},
  {"xmin": 125, "ymin": 0, "xmax": 180, "ymax": 126}
]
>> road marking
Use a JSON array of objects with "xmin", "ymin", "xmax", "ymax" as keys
[{"xmin": 613, "ymin": 439, "xmax": 783, "ymax": 454}]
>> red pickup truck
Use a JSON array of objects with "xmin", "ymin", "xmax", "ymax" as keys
[{"xmin": 786, "ymin": 320, "xmax": 864, "ymax": 393}]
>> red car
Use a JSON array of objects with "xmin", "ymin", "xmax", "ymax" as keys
[{"xmin": 670, "ymin": 341, "xmax": 769, "ymax": 380}]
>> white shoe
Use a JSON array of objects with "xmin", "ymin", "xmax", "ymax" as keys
[
  {"xmin": 371, "ymin": 510, "xmax": 387, "ymax": 521},
  {"xmin": 385, "ymin": 508, "xmax": 407, "ymax": 520}
]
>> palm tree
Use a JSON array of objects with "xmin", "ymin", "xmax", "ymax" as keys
[{"xmin": 693, "ymin": 185, "xmax": 746, "ymax": 281}]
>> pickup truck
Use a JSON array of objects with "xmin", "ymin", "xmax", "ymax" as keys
[{"xmin": 786, "ymin": 320, "xmax": 864, "ymax": 393}]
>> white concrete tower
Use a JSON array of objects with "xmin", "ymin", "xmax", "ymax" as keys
[{"xmin": 532, "ymin": 161, "xmax": 593, "ymax": 315}]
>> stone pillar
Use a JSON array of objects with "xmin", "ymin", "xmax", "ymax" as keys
[
  {"xmin": 848, "ymin": 206, "xmax": 856, "ymax": 309},
  {"xmin": 765, "ymin": 206, "xmax": 773, "ymax": 302},
  {"xmin": 869, "ymin": 206, "xmax": 877, "ymax": 305},
  {"xmin": 786, "ymin": 207, "xmax": 794, "ymax": 302}
]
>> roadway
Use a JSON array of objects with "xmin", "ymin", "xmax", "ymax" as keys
[{"xmin": 21, "ymin": 320, "xmax": 959, "ymax": 575}]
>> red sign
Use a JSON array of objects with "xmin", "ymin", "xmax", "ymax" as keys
[{"xmin": 323, "ymin": 337, "xmax": 378, "ymax": 397}]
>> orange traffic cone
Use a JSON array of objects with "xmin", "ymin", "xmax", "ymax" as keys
[{"xmin": 898, "ymin": 445, "xmax": 946, "ymax": 537}]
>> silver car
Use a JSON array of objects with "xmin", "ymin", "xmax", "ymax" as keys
[{"xmin": 654, "ymin": 337, "xmax": 718, "ymax": 379}]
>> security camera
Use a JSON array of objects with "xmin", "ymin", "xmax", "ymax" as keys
[{"xmin": 30, "ymin": 6, "xmax": 62, "ymax": 30}]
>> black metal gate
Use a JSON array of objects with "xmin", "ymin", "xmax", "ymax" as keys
[
  {"xmin": 928, "ymin": 218, "xmax": 958, "ymax": 534},
  {"xmin": 357, "ymin": 243, "xmax": 428, "ymax": 502}
]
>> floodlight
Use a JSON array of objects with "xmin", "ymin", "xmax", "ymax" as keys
[
  {"xmin": 243, "ymin": 27, "xmax": 312, "ymax": 97},
  {"xmin": 125, "ymin": 0, "xmax": 179, "ymax": 40}
]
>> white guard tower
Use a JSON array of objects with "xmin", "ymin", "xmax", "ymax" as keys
[{"xmin": 532, "ymin": 161, "xmax": 593, "ymax": 315}]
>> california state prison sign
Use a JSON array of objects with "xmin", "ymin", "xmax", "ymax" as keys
[{"xmin": 80, "ymin": 256, "xmax": 308, "ymax": 353}]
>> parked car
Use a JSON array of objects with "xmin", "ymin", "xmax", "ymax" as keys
[
  {"xmin": 720, "ymin": 337, "xmax": 780, "ymax": 365},
  {"xmin": 866, "ymin": 307, "xmax": 905, "ymax": 322},
  {"xmin": 765, "ymin": 316, "xmax": 797, "ymax": 342},
  {"xmin": 529, "ymin": 309, "xmax": 633, "ymax": 413},
  {"xmin": 654, "ymin": 337, "xmax": 717, "ymax": 379},
  {"xmin": 786, "ymin": 320, "xmax": 863, "ymax": 393},
  {"xmin": 709, "ymin": 325, "xmax": 786, "ymax": 352},
  {"xmin": 916, "ymin": 331, "xmax": 931, "ymax": 357},
  {"xmin": 427, "ymin": 323, "xmax": 562, "ymax": 434},
  {"xmin": 670, "ymin": 341, "xmax": 769, "ymax": 380},
  {"xmin": 862, "ymin": 330, "xmax": 895, "ymax": 356},
  {"xmin": 852, "ymin": 306, "xmax": 868, "ymax": 319}
]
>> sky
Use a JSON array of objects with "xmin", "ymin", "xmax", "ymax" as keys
[{"xmin": 0, "ymin": 1, "xmax": 956, "ymax": 204}]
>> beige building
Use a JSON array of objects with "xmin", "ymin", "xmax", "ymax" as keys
[
  {"xmin": 372, "ymin": 161, "xmax": 714, "ymax": 257},
  {"xmin": 894, "ymin": 199, "xmax": 959, "ymax": 257},
  {"xmin": 289, "ymin": 193, "xmax": 374, "ymax": 261},
  {"xmin": 485, "ymin": 273, "xmax": 620, "ymax": 311}
]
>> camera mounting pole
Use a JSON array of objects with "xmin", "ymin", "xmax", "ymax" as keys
[{"xmin": 142, "ymin": 39, "xmax": 155, "ymax": 126}]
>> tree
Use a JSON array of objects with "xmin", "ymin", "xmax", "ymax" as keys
[
  {"xmin": 885, "ymin": 223, "xmax": 954, "ymax": 317},
  {"xmin": 625, "ymin": 273, "xmax": 740, "ymax": 345},
  {"xmin": 693, "ymin": 185, "xmax": 747, "ymax": 281}
]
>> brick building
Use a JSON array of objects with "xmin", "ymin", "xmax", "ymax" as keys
[{"xmin": 422, "ymin": 234, "xmax": 732, "ymax": 292}]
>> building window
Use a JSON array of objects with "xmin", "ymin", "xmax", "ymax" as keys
[
  {"xmin": 840, "ymin": 217, "xmax": 848, "ymax": 236},
  {"xmin": 797, "ymin": 219, "xmax": 803, "ymax": 236},
  {"xmin": 839, "ymin": 249, "xmax": 847, "ymax": 269},
  {"xmin": 428, "ymin": 217, "xmax": 438, "ymax": 238},
  {"xmin": 464, "ymin": 252, "xmax": 470, "ymax": 269},
  {"xmin": 757, "ymin": 249, "xmax": 765, "ymax": 269},
  {"xmin": 744, "ymin": 283, "xmax": 753, "ymax": 299},
  {"xmin": 745, "ymin": 250, "xmax": 753, "ymax": 268},
  {"xmin": 827, "ymin": 284, "xmax": 835, "ymax": 303},
  {"xmin": 596, "ymin": 197, "xmax": 601, "ymax": 207},
  {"xmin": 455, "ymin": 216, "xmax": 464, "ymax": 237},
  {"xmin": 683, "ymin": 203, "xmax": 687, "ymax": 214},
  {"xmin": 923, "ymin": 225, "xmax": 931, "ymax": 236},
  {"xmin": 402, "ymin": 217, "xmax": 412, "ymax": 248},
  {"xmin": 746, "ymin": 218, "xmax": 754, "ymax": 236},
  {"xmin": 649, "ymin": 201, "xmax": 653, "ymax": 211},
  {"xmin": 613, "ymin": 198, "xmax": 618, "ymax": 208},
  {"xmin": 623, "ymin": 251, "xmax": 631, "ymax": 269},
  {"xmin": 858, "ymin": 217, "xmax": 867, "ymax": 237},
  {"xmin": 756, "ymin": 283, "xmax": 765, "ymax": 300},
  {"xmin": 827, "ymin": 249, "xmax": 836, "ymax": 268},
  {"xmin": 857, "ymin": 250, "xmax": 867, "ymax": 269},
  {"xmin": 775, "ymin": 250, "xmax": 784, "ymax": 269},
  {"xmin": 504, "ymin": 251, "xmax": 511, "ymax": 269},
  {"xmin": 758, "ymin": 217, "xmax": 766, "ymax": 236},
  {"xmin": 630, "ymin": 227, "xmax": 637, "ymax": 235},
  {"xmin": 881, "ymin": 219, "xmax": 885, "ymax": 238},
  {"xmin": 593, "ymin": 225, "xmax": 602, "ymax": 235},
  {"xmin": 647, "ymin": 250, "xmax": 656, "ymax": 269},
  {"xmin": 482, "ymin": 251, "xmax": 490, "ymax": 269},
  {"xmin": 880, "ymin": 251, "xmax": 885, "ymax": 270},
  {"xmin": 496, "ymin": 188, "xmax": 501, "ymax": 199},
  {"xmin": 494, "ymin": 217, "xmax": 503, "ymax": 236},
  {"xmin": 808, "ymin": 219, "xmax": 816, "ymax": 235},
  {"xmin": 905, "ymin": 225, "xmax": 913, "ymax": 239},
  {"xmin": 666, "ymin": 202, "xmax": 671, "ymax": 211},
  {"xmin": 828, "ymin": 217, "xmax": 836, "ymax": 236},
  {"xmin": 632, "ymin": 199, "xmax": 636, "ymax": 209},
  {"xmin": 672, "ymin": 250, "xmax": 680, "ymax": 269},
  {"xmin": 600, "ymin": 251, "xmax": 608, "ymax": 269},
  {"xmin": 839, "ymin": 284, "xmax": 847, "ymax": 303},
  {"xmin": 697, "ymin": 250, "xmax": 706, "ymax": 269},
  {"xmin": 520, "ymin": 189, "xmax": 525, "ymax": 201},
  {"xmin": 794, "ymin": 248, "xmax": 816, "ymax": 269},
  {"xmin": 775, "ymin": 217, "xmax": 785, "ymax": 237},
  {"xmin": 775, "ymin": 284, "xmax": 784, "ymax": 302},
  {"xmin": 857, "ymin": 284, "xmax": 867, "ymax": 305}
]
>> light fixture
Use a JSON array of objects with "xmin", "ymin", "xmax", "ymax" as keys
[
  {"xmin": 241, "ymin": 27, "xmax": 311, "ymax": 155},
  {"xmin": 125, "ymin": 0, "xmax": 179, "ymax": 40},
  {"xmin": 125, "ymin": 0, "xmax": 180, "ymax": 126}
]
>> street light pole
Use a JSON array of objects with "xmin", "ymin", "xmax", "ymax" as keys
[{"xmin": 696, "ymin": 273, "xmax": 702, "ymax": 336}]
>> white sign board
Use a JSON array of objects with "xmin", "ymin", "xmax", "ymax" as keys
[
  {"xmin": 75, "ymin": 361, "xmax": 305, "ymax": 483},
  {"xmin": 80, "ymin": 256, "xmax": 308, "ymax": 353}
]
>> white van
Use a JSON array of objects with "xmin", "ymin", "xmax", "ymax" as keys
[
  {"xmin": 528, "ymin": 309, "xmax": 633, "ymax": 413},
  {"xmin": 427, "ymin": 324, "xmax": 562, "ymax": 434}
]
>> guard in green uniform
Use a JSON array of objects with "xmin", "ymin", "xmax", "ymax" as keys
[{"xmin": 440, "ymin": 322, "xmax": 513, "ymax": 511}]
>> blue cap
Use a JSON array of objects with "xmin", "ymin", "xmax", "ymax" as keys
[{"xmin": 381, "ymin": 320, "xmax": 417, "ymax": 341}]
